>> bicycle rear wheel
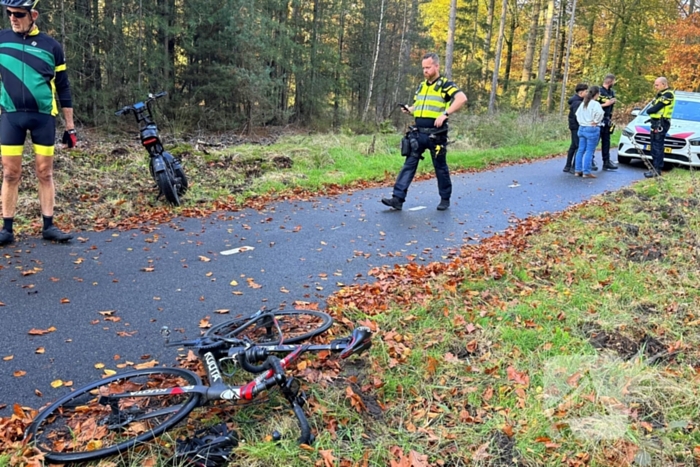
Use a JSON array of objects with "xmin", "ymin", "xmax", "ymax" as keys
[
  {"xmin": 205, "ymin": 310, "xmax": 333, "ymax": 344},
  {"xmin": 156, "ymin": 168, "xmax": 180, "ymax": 206},
  {"xmin": 27, "ymin": 367, "xmax": 201, "ymax": 463}
]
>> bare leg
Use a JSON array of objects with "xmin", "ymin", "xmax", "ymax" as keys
[
  {"xmin": 1, "ymin": 156, "xmax": 23, "ymax": 218},
  {"xmin": 35, "ymin": 154, "xmax": 55, "ymax": 217}
]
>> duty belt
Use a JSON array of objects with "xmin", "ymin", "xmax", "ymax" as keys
[{"xmin": 411, "ymin": 126, "xmax": 448, "ymax": 135}]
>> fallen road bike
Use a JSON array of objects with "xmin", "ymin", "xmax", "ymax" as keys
[
  {"xmin": 115, "ymin": 91, "xmax": 188, "ymax": 206},
  {"xmin": 25, "ymin": 309, "xmax": 372, "ymax": 464}
]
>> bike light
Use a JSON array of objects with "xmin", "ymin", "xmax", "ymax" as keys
[
  {"xmin": 143, "ymin": 137, "xmax": 158, "ymax": 145},
  {"xmin": 622, "ymin": 128, "xmax": 634, "ymax": 138}
]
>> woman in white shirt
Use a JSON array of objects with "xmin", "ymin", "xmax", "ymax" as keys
[{"xmin": 574, "ymin": 86, "xmax": 604, "ymax": 178}]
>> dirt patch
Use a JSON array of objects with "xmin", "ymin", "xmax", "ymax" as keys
[
  {"xmin": 488, "ymin": 430, "xmax": 522, "ymax": 466},
  {"xmin": 627, "ymin": 243, "xmax": 664, "ymax": 262},
  {"xmin": 634, "ymin": 303, "xmax": 660, "ymax": 315},
  {"xmin": 634, "ymin": 400, "xmax": 666, "ymax": 429},
  {"xmin": 272, "ymin": 155, "xmax": 293, "ymax": 169},
  {"xmin": 589, "ymin": 330, "xmax": 639, "ymax": 360},
  {"xmin": 347, "ymin": 380, "xmax": 384, "ymax": 420},
  {"xmin": 611, "ymin": 221, "xmax": 639, "ymax": 237},
  {"xmin": 587, "ymin": 329, "xmax": 672, "ymax": 364},
  {"xmin": 617, "ymin": 188, "xmax": 637, "ymax": 199}
]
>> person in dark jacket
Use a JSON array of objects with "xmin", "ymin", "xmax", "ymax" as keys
[
  {"xmin": 597, "ymin": 74, "xmax": 618, "ymax": 170},
  {"xmin": 563, "ymin": 83, "xmax": 588, "ymax": 173}
]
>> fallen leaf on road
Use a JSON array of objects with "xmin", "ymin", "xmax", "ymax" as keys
[
  {"xmin": 50, "ymin": 380, "xmax": 63, "ymax": 388},
  {"xmin": 35, "ymin": 347, "xmax": 45, "ymax": 354},
  {"xmin": 28, "ymin": 327, "xmax": 56, "ymax": 335},
  {"xmin": 134, "ymin": 360, "xmax": 158, "ymax": 369},
  {"xmin": 14, "ymin": 370, "xmax": 26, "ymax": 377}
]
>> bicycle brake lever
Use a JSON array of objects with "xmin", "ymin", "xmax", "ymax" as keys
[{"xmin": 339, "ymin": 326, "xmax": 372, "ymax": 359}]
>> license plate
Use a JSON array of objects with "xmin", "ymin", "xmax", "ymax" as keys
[{"xmin": 643, "ymin": 145, "xmax": 673, "ymax": 153}]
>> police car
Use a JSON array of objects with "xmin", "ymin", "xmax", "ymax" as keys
[{"xmin": 617, "ymin": 90, "xmax": 700, "ymax": 168}]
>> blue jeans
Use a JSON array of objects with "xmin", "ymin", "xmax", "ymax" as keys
[{"xmin": 575, "ymin": 126, "xmax": 601, "ymax": 175}]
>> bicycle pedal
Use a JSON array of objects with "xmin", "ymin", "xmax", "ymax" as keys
[{"xmin": 175, "ymin": 423, "xmax": 238, "ymax": 467}]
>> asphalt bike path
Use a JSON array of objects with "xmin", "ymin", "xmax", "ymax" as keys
[{"xmin": 0, "ymin": 151, "xmax": 647, "ymax": 414}]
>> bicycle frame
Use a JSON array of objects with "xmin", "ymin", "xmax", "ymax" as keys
[{"xmin": 99, "ymin": 326, "xmax": 372, "ymax": 444}]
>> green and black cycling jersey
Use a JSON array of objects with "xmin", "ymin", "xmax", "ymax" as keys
[{"xmin": 0, "ymin": 27, "xmax": 72, "ymax": 116}]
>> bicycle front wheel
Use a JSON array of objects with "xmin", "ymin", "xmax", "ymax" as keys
[
  {"xmin": 205, "ymin": 310, "xmax": 333, "ymax": 344},
  {"xmin": 27, "ymin": 367, "xmax": 201, "ymax": 463}
]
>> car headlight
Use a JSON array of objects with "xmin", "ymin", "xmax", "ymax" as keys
[
  {"xmin": 622, "ymin": 128, "xmax": 634, "ymax": 138},
  {"xmin": 690, "ymin": 138, "xmax": 700, "ymax": 146}
]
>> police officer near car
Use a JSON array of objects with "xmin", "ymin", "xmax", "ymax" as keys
[
  {"xmin": 644, "ymin": 77, "xmax": 675, "ymax": 178},
  {"xmin": 597, "ymin": 74, "xmax": 618, "ymax": 171},
  {"xmin": 382, "ymin": 52, "xmax": 467, "ymax": 211}
]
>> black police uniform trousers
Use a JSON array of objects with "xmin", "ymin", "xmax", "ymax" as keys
[
  {"xmin": 565, "ymin": 127, "xmax": 579, "ymax": 168},
  {"xmin": 392, "ymin": 128, "xmax": 451, "ymax": 202},
  {"xmin": 600, "ymin": 123, "xmax": 612, "ymax": 164},
  {"xmin": 650, "ymin": 119, "xmax": 670, "ymax": 173}
]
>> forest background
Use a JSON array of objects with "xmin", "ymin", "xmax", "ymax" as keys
[{"xmin": 19, "ymin": 0, "xmax": 700, "ymax": 133}]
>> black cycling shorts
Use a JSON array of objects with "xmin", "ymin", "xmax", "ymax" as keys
[{"xmin": 0, "ymin": 112, "xmax": 56, "ymax": 156}]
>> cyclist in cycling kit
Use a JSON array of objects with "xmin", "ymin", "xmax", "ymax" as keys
[{"xmin": 0, "ymin": 0, "xmax": 77, "ymax": 245}]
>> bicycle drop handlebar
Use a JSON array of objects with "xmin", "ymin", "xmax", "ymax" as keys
[{"xmin": 114, "ymin": 91, "xmax": 168, "ymax": 118}]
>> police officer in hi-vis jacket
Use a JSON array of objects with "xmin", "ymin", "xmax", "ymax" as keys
[
  {"xmin": 644, "ymin": 77, "xmax": 675, "ymax": 178},
  {"xmin": 382, "ymin": 52, "xmax": 467, "ymax": 211}
]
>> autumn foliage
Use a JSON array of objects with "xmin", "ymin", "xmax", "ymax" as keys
[{"xmin": 665, "ymin": 13, "xmax": 700, "ymax": 92}]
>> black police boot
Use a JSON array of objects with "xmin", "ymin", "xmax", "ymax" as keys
[
  {"xmin": 563, "ymin": 166, "xmax": 571, "ymax": 173},
  {"xmin": 591, "ymin": 162, "xmax": 599, "ymax": 171},
  {"xmin": 437, "ymin": 199, "xmax": 450, "ymax": 211},
  {"xmin": 0, "ymin": 229, "xmax": 15, "ymax": 246},
  {"xmin": 603, "ymin": 161, "xmax": 618, "ymax": 170},
  {"xmin": 644, "ymin": 171, "xmax": 661, "ymax": 178},
  {"xmin": 381, "ymin": 197, "xmax": 403, "ymax": 210},
  {"xmin": 42, "ymin": 226, "xmax": 73, "ymax": 242}
]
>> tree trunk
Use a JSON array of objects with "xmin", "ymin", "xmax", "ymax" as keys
[
  {"xmin": 469, "ymin": 0, "xmax": 480, "ymax": 61},
  {"xmin": 393, "ymin": 0, "xmax": 410, "ymax": 107},
  {"xmin": 559, "ymin": 0, "xmax": 578, "ymax": 114},
  {"xmin": 334, "ymin": 0, "xmax": 347, "ymax": 128},
  {"xmin": 503, "ymin": 6, "xmax": 517, "ymax": 92},
  {"xmin": 481, "ymin": 0, "xmax": 496, "ymax": 82},
  {"xmin": 546, "ymin": 0, "xmax": 564, "ymax": 111},
  {"xmin": 362, "ymin": 0, "xmax": 386, "ymax": 122},
  {"xmin": 531, "ymin": 0, "xmax": 555, "ymax": 113},
  {"xmin": 488, "ymin": 0, "xmax": 509, "ymax": 113},
  {"xmin": 517, "ymin": 0, "xmax": 541, "ymax": 102},
  {"xmin": 584, "ymin": 14, "xmax": 595, "ymax": 74},
  {"xmin": 445, "ymin": 0, "xmax": 457, "ymax": 79}
]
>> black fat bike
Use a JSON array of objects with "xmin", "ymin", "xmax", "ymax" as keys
[
  {"xmin": 115, "ymin": 92, "xmax": 188, "ymax": 206},
  {"xmin": 25, "ymin": 309, "xmax": 372, "ymax": 464}
]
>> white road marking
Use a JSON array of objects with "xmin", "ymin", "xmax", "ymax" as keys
[{"xmin": 221, "ymin": 246, "xmax": 255, "ymax": 256}]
